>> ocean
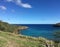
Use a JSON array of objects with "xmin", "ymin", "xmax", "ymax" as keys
[{"xmin": 19, "ymin": 24, "xmax": 60, "ymax": 40}]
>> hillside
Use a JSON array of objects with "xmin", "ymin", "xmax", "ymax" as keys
[
  {"xmin": 0, "ymin": 21, "xmax": 60, "ymax": 47},
  {"xmin": 0, "ymin": 21, "xmax": 28, "ymax": 34},
  {"xmin": 0, "ymin": 31, "xmax": 55, "ymax": 47},
  {"xmin": 0, "ymin": 31, "xmax": 38, "ymax": 47}
]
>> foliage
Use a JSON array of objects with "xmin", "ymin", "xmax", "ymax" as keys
[
  {"xmin": 0, "ymin": 31, "xmax": 47, "ymax": 47},
  {"xmin": 0, "ymin": 21, "xmax": 21, "ymax": 34}
]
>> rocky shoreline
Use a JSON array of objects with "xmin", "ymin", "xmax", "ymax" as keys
[
  {"xmin": 18, "ymin": 26, "xmax": 28, "ymax": 30},
  {"xmin": 53, "ymin": 23, "xmax": 60, "ymax": 27}
]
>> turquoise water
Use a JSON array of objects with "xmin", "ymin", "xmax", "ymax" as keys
[{"xmin": 19, "ymin": 24, "xmax": 60, "ymax": 40}]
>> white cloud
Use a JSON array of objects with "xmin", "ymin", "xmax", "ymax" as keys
[
  {"xmin": 0, "ymin": 6, "xmax": 7, "ymax": 10},
  {"xmin": 6, "ymin": 0, "xmax": 32, "ymax": 8},
  {"xmin": 16, "ymin": 0, "xmax": 32, "ymax": 8},
  {"xmin": 6, "ymin": 0, "xmax": 13, "ymax": 2},
  {"xmin": 21, "ymin": 3, "xmax": 32, "ymax": 8}
]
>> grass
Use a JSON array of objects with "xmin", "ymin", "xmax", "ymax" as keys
[
  {"xmin": 0, "ymin": 31, "xmax": 53, "ymax": 47},
  {"xmin": 0, "ymin": 31, "xmax": 39, "ymax": 47}
]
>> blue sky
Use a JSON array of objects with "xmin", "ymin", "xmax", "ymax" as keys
[{"xmin": 0, "ymin": 0, "xmax": 60, "ymax": 24}]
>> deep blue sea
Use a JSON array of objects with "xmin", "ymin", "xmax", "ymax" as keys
[{"xmin": 19, "ymin": 24, "xmax": 60, "ymax": 40}]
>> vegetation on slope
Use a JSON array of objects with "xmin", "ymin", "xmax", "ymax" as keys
[
  {"xmin": 0, "ymin": 31, "xmax": 53, "ymax": 47},
  {"xmin": 0, "ymin": 21, "xmax": 27, "ymax": 34},
  {"xmin": 0, "ymin": 21, "xmax": 60, "ymax": 47}
]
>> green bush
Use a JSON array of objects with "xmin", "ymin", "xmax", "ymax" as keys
[{"xmin": 0, "ymin": 21, "xmax": 20, "ymax": 34}]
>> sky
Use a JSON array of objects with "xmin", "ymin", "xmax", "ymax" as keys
[{"xmin": 0, "ymin": 0, "xmax": 60, "ymax": 24}]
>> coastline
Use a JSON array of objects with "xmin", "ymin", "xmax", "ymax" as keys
[{"xmin": 0, "ymin": 21, "xmax": 60, "ymax": 47}]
